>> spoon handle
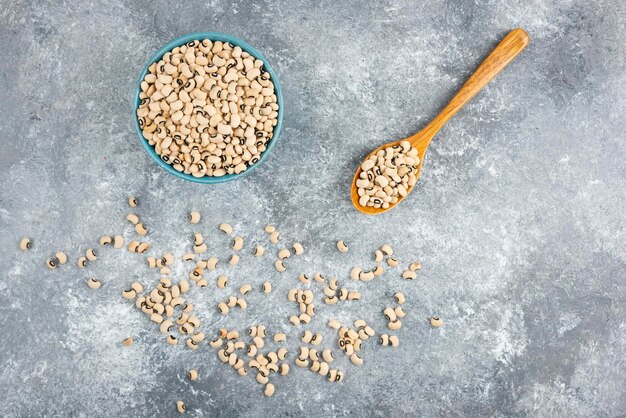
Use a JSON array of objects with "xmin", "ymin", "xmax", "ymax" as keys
[{"xmin": 409, "ymin": 28, "xmax": 530, "ymax": 146}]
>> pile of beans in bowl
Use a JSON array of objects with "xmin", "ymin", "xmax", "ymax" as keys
[{"xmin": 136, "ymin": 39, "xmax": 279, "ymax": 177}]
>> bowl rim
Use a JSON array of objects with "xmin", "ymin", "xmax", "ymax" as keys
[{"xmin": 132, "ymin": 32, "xmax": 283, "ymax": 184}]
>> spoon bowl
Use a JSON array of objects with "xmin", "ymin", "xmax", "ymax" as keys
[
  {"xmin": 352, "ymin": 28, "xmax": 530, "ymax": 214},
  {"xmin": 351, "ymin": 134, "xmax": 430, "ymax": 215}
]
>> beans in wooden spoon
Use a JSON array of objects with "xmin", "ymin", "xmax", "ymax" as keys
[{"xmin": 351, "ymin": 28, "xmax": 530, "ymax": 215}]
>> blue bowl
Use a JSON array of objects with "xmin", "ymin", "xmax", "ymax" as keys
[{"xmin": 133, "ymin": 32, "xmax": 284, "ymax": 183}]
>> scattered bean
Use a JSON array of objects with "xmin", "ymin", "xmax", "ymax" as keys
[
  {"xmin": 179, "ymin": 281, "xmax": 190, "ymax": 293},
  {"xmin": 189, "ymin": 211, "xmax": 200, "ymax": 224},
  {"xmin": 389, "ymin": 335, "xmax": 399, "ymax": 347},
  {"xmin": 394, "ymin": 292, "xmax": 405, "ymax": 304},
  {"xmin": 239, "ymin": 284, "xmax": 252, "ymax": 296},
  {"xmin": 310, "ymin": 333, "xmax": 322, "ymax": 346},
  {"xmin": 194, "ymin": 243, "xmax": 207, "ymax": 254},
  {"xmin": 53, "ymin": 252, "xmax": 67, "ymax": 266},
  {"xmin": 430, "ymin": 317, "xmax": 444, "ymax": 327},
  {"xmin": 86, "ymin": 278, "xmax": 101, "ymax": 289},
  {"xmin": 347, "ymin": 291, "xmax": 361, "ymax": 301},
  {"xmin": 313, "ymin": 273, "xmax": 325, "ymax": 283},
  {"xmin": 150, "ymin": 313, "xmax": 164, "ymax": 324},
  {"xmin": 19, "ymin": 238, "xmax": 31, "ymax": 251},
  {"xmin": 350, "ymin": 353, "xmax": 363, "ymax": 366},
  {"xmin": 327, "ymin": 319, "xmax": 340, "ymax": 329},
  {"xmin": 380, "ymin": 244, "xmax": 393, "ymax": 256},
  {"xmin": 86, "ymin": 248, "xmax": 97, "ymax": 261},
  {"xmin": 258, "ymin": 372, "xmax": 269, "ymax": 387},
  {"xmin": 182, "ymin": 252, "xmax": 195, "ymax": 261},
  {"xmin": 217, "ymin": 275, "xmax": 228, "ymax": 288},
  {"xmin": 236, "ymin": 298, "xmax": 247, "ymax": 309},
  {"xmin": 113, "ymin": 235, "xmax": 124, "ymax": 249},
  {"xmin": 292, "ymin": 242, "xmax": 304, "ymax": 255},
  {"xmin": 218, "ymin": 302, "xmax": 229, "ymax": 315},
  {"xmin": 295, "ymin": 357, "xmax": 309, "ymax": 368},
  {"xmin": 209, "ymin": 338, "xmax": 223, "ymax": 348},
  {"xmin": 206, "ymin": 257, "xmax": 218, "ymax": 270},
  {"xmin": 262, "ymin": 281, "xmax": 272, "ymax": 293},
  {"xmin": 253, "ymin": 336, "xmax": 264, "ymax": 348},
  {"xmin": 162, "ymin": 253, "xmax": 174, "ymax": 265},
  {"xmin": 409, "ymin": 261, "xmax": 422, "ymax": 271},
  {"xmin": 160, "ymin": 320, "xmax": 174, "ymax": 334},
  {"xmin": 219, "ymin": 223, "xmax": 233, "ymax": 234},
  {"xmin": 388, "ymin": 319, "xmax": 402, "ymax": 331},
  {"xmin": 232, "ymin": 236, "xmax": 244, "ymax": 251},
  {"xmin": 274, "ymin": 260, "xmax": 286, "ymax": 272}
]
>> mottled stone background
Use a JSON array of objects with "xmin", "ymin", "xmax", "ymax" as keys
[{"xmin": 0, "ymin": 0, "xmax": 624, "ymax": 417}]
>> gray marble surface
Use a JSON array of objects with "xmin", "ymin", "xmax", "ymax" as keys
[{"xmin": 1, "ymin": 1, "xmax": 625, "ymax": 417}]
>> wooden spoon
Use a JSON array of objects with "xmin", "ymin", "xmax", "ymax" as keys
[{"xmin": 351, "ymin": 28, "xmax": 530, "ymax": 214}]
